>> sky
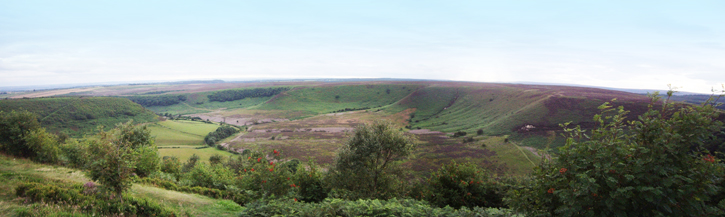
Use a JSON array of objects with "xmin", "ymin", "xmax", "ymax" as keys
[{"xmin": 1, "ymin": 1, "xmax": 724, "ymax": 93}]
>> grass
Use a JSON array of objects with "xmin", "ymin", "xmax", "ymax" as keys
[
  {"xmin": 257, "ymin": 84, "xmax": 419, "ymax": 115},
  {"xmin": 390, "ymin": 86, "xmax": 552, "ymax": 136},
  {"xmin": 0, "ymin": 154, "xmax": 240, "ymax": 217},
  {"xmin": 147, "ymin": 119, "xmax": 238, "ymax": 163},
  {"xmin": 148, "ymin": 120, "xmax": 220, "ymax": 147}
]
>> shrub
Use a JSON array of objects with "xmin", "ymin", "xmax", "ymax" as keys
[
  {"xmin": 15, "ymin": 181, "xmax": 175, "ymax": 216},
  {"xmin": 61, "ymin": 139, "xmax": 91, "ymax": 169},
  {"xmin": 414, "ymin": 161, "xmax": 506, "ymax": 209},
  {"xmin": 183, "ymin": 163, "xmax": 235, "ymax": 189},
  {"xmin": 238, "ymin": 151, "xmax": 295, "ymax": 198},
  {"xmin": 240, "ymin": 198, "xmax": 522, "ymax": 217},
  {"xmin": 160, "ymin": 156, "xmax": 181, "ymax": 177},
  {"xmin": 182, "ymin": 154, "xmax": 200, "ymax": 172},
  {"xmin": 86, "ymin": 120, "xmax": 159, "ymax": 202},
  {"xmin": 0, "ymin": 110, "xmax": 60, "ymax": 164},
  {"xmin": 210, "ymin": 154, "xmax": 224, "ymax": 165},
  {"xmin": 22, "ymin": 128, "xmax": 60, "ymax": 164},
  {"xmin": 134, "ymin": 145, "xmax": 160, "ymax": 178},
  {"xmin": 293, "ymin": 160, "xmax": 328, "ymax": 203},
  {"xmin": 508, "ymin": 95, "xmax": 725, "ymax": 216},
  {"xmin": 0, "ymin": 110, "xmax": 41, "ymax": 158},
  {"xmin": 453, "ymin": 131, "xmax": 467, "ymax": 137}
]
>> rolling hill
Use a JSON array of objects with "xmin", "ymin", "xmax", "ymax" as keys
[{"xmin": 0, "ymin": 97, "xmax": 158, "ymax": 137}]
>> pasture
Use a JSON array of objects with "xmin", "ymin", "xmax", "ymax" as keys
[
  {"xmin": 148, "ymin": 120, "xmax": 219, "ymax": 147},
  {"xmin": 148, "ymin": 119, "xmax": 239, "ymax": 163}
]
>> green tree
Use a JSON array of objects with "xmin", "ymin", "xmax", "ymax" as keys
[
  {"xmin": 0, "ymin": 110, "xmax": 42, "ymax": 158},
  {"xmin": 182, "ymin": 154, "xmax": 200, "ymax": 172},
  {"xmin": 0, "ymin": 110, "xmax": 60, "ymax": 164},
  {"xmin": 509, "ymin": 92, "xmax": 725, "ymax": 216},
  {"xmin": 328, "ymin": 120, "xmax": 415, "ymax": 199},
  {"xmin": 86, "ymin": 121, "xmax": 158, "ymax": 202},
  {"xmin": 23, "ymin": 128, "xmax": 60, "ymax": 164}
]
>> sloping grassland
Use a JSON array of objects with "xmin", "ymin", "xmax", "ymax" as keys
[{"xmin": 0, "ymin": 97, "xmax": 157, "ymax": 137}]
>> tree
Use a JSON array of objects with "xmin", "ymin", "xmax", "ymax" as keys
[
  {"xmin": 0, "ymin": 110, "xmax": 42, "ymax": 158},
  {"xmin": 509, "ymin": 92, "xmax": 725, "ymax": 216},
  {"xmin": 0, "ymin": 110, "xmax": 60, "ymax": 164},
  {"xmin": 86, "ymin": 121, "xmax": 158, "ymax": 203},
  {"xmin": 182, "ymin": 154, "xmax": 200, "ymax": 172},
  {"xmin": 328, "ymin": 120, "xmax": 415, "ymax": 199}
]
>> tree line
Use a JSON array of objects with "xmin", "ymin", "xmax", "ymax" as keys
[
  {"xmin": 207, "ymin": 87, "xmax": 289, "ymax": 102},
  {"xmin": 125, "ymin": 94, "xmax": 187, "ymax": 107}
]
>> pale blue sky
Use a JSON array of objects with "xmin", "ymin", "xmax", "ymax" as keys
[{"xmin": 1, "ymin": 1, "xmax": 724, "ymax": 93}]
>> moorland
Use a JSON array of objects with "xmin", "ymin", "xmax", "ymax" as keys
[{"xmin": 1, "ymin": 80, "xmax": 723, "ymax": 216}]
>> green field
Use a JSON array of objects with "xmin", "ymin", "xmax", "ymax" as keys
[
  {"xmin": 0, "ymin": 97, "xmax": 157, "ymax": 137},
  {"xmin": 148, "ymin": 120, "xmax": 220, "ymax": 147},
  {"xmin": 148, "ymin": 119, "xmax": 239, "ymax": 163}
]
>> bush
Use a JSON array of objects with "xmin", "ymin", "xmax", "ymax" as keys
[
  {"xmin": 453, "ymin": 131, "xmax": 467, "ymax": 137},
  {"xmin": 134, "ymin": 145, "xmax": 160, "ymax": 178},
  {"xmin": 22, "ymin": 128, "xmax": 60, "ymax": 164},
  {"xmin": 240, "ymin": 198, "xmax": 522, "ymax": 217},
  {"xmin": 293, "ymin": 160, "xmax": 328, "ymax": 203},
  {"xmin": 0, "ymin": 110, "xmax": 59, "ymax": 163},
  {"xmin": 61, "ymin": 139, "xmax": 91, "ymax": 169},
  {"xmin": 238, "ymin": 152, "xmax": 295, "ymax": 198},
  {"xmin": 183, "ymin": 163, "xmax": 235, "ymax": 189},
  {"xmin": 15, "ymin": 181, "xmax": 175, "ymax": 216},
  {"xmin": 182, "ymin": 154, "xmax": 200, "ymax": 172},
  {"xmin": 508, "ymin": 96, "xmax": 725, "ymax": 216},
  {"xmin": 160, "ymin": 156, "xmax": 181, "ymax": 178},
  {"xmin": 210, "ymin": 154, "xmax": 224, "ymax": 165},
  {"xmin": 414, "ymin": 161, "xmax": 506, "ymax": 209}
]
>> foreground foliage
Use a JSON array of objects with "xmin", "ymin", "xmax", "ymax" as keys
[
  {"xmin": 413, "ymin": 161, "xmax": 507, "ymax": 209},
  {"xmin": 15, "ymin": 181, "xmax": 175, "ymax": 217},
  {"xmin": 240, "ymin": 198, "xmax": 521, "ymax": 217},
  {"xmin": 509, "ymin": 93, "xmax": 725, "ymax": 216},
  {"xmin": 86, "ymin": 121, "xmax": 159, "ymax": 203}
]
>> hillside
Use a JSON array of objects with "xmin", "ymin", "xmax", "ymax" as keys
[
  {"xmin": 0, "ymin": 97, "xmax": 157, "ymax": 137},
  {"xmin": 2, "ymin": 81, "xmax": 658, "ymax": 175},
  {"xmin": 667, "ymin": 94, "xmax": 725, "ymax": 110}
]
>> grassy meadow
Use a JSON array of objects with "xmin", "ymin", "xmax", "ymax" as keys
[{"xmin": 149, "ymin": 120, "xmax": 239, "ymax": 163}]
